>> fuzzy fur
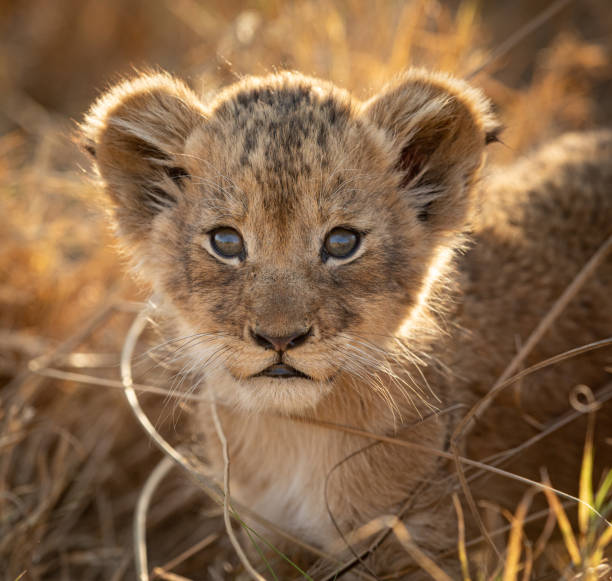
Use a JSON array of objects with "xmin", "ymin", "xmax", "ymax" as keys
[{"xmin": 81, "ymin": 70, "xmax": 612, "ymax": 576}]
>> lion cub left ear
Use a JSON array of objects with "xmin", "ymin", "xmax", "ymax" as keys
[
  {"xmin": 361, "ymin": 70, "xmax": 500, "ymax": 233},
  {"xmin": 80, "ymin": 73, "xmax": 206, "ymax": 241}
]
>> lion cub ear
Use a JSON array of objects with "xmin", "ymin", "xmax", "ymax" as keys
[
  {"xmin": 80, "ymin": 73, "xmax": 205, "ymax": 240},
  {"xmin": 361, "ymin": 70, "xmax": 500, "ymax": 233}
]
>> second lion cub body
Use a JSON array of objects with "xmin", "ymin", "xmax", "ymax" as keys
[{"xmin": 82, "ymin": 70, "xmax": 612, "ymax": 576}]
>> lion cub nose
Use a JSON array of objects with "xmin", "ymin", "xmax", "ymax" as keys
[{"xmin": 251, "ymin": 327, "xmax": 312, "ymax": 352}]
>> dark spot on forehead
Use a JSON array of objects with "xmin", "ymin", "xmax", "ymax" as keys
[
  {"xmin": 317, "ymin": 123, "xmax": 328, "ymax": 148},
  {"xmin": 232, "ymin": 84, "xmax": 314, "ymax": 114},
  {"xmin": 220, "ymin": 81, "xmax": 351, "ymax": 136},
  {"xmin": 243, "ymin": 126, "xmax": 258, "ymax": 154},
  {"xmin": 321, "ymin": 97, "xmax": 341, "ymax": 124}
]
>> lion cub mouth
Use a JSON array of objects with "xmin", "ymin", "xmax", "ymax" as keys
[{"xmin": 255, "ymin": 363, "xmax": 311, "ymax": 379}]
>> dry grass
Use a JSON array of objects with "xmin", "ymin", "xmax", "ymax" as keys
[{"xmin": 1, "ymin": 1, "xmax": 612, "ymax": 579}]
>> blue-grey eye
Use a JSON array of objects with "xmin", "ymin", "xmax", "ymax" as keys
[
  {"xmin": 323, "ymin": 228, "xmax": 360, "ymax": 260},
  {"xmin": 210, "ymin": 227, "xmax": 245, "ymax": 259}
]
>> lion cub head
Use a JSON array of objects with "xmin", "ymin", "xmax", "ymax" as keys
[{"xmin": 82, "ymin": 70, "xmax": 498, "ymax": 414}]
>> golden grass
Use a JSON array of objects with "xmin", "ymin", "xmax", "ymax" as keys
[{"xmin": 1, "ymin": 1, "xmax": 612, "ymax": 579}]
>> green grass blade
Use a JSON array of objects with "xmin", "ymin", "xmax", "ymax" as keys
[
  {"xmin": 594, "ymin": 469, "xmax": 612, "ymax": 512},
  {"xmin": 231, "ymin": 511, "xmax": 314, "ymax": 581},
  {"xmin": 243, "ymin": 524, "xmax": 279, "ymax": 581},
  {"xmin": 246, "ymin": 525, "xmax": 315, "ymax": 581}
]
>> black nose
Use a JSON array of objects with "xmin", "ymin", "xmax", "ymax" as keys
[{"xmin": 251, "ymin": 327, "xmax": 312, "ymax": 352}]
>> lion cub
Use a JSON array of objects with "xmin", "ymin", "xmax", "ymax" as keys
[{"xmin": 82, "ymin": 70, "xmax": 612, "ymax": 576}]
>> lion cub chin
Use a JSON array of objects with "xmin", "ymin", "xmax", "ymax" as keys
[{"xmin": 82, "ymin": 69, "xmax": 612, "ymax": 575}]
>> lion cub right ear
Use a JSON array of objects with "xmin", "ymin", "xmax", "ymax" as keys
[
  {"xmin": 80, "ymin": 73, "xmax": 206, "ymax": 241},
  {"xmin": 361, "ymin": 70, "xmax": 500, "ymax": 235}
]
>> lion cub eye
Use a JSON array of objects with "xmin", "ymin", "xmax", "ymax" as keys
[
  {"xmin": 323, "ymin": 228, "xmax": 360, "ymax": 261},
  {"xmin": 210, "ymin": 227, "xmax": 245, "ymax": 259}
]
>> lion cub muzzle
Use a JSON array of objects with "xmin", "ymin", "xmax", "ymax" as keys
[{"xmin": 250, "ymin": 326, "xmax": 314, "ymax": 378}]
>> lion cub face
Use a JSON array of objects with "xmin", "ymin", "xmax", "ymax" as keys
[{"xmin": 82, "ymin": 71, "xmax": 497, "ymax": 414}]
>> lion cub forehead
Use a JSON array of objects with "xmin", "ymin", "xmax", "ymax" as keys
[
  {"xmin": 210, "ymin": 72, "xmax": 355, "ymax": 125},
  {"xmin": 198, "ymin": 73, "xmax": 363, "ymax": 172},
  {"xmin": 184, "ymin": 73, "xmax": 387, "ymax": 222}
]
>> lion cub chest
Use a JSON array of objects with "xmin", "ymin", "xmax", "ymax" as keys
[{"xmin": 207, "ymin": 412, "xmax": 349, "ymax": 546}]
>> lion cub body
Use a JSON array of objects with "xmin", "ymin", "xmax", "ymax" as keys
[{"xmin": 82, "ymin": 70, "xmax": 612, "ymax": 575}]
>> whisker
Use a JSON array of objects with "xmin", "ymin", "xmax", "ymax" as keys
[
  {"xmin": 334, "ymin": 333, "xmax": 440, "ymax": 418},
  {"xmin": 169, "ymin": 345, "xmax": 235, "ymax": 422},
  {"xmin": 340, "ymin": 332, "xmax": 441, "ymax": 404},
  {"xmin": 137, "ymin": 332, "xmax": 230, "ymax": 376},
  {"xmin": 132, "ymin": 331, "xmax": 220, "ymax": 363},
  {"xmin": 331, "ymin": 344, "xmax": 403, "ymax": 421}
]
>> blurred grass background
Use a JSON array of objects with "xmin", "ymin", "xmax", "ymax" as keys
[{"xmin": 0, "ymin": 1, "xmax": 611, "ymax": 579}]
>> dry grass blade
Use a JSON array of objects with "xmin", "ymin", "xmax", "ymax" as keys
[
  {"xmin": 520, "ymin": 544, "xmax": 533, "ymax": 581},
  {"xmin": 453, "ymin": 440, "xmax": 501, "ymax": 564},
  {"xmin": 120, "ymin": 309, "xmax": 224, "ymax": 499},
  {"xmin": 4, "ymin": 296, "xmax": 119, "ymax": 403},
  {"xmin": 502, "ymin": 490, "xmax": 535, "ymax": 581},
  {"xmin": 388, "ymin": 518, "xmax": 453, "ymax": 581},
  {"xmin": 151, "ymin": 570, "xmax": 193, "ymax": 581},
  {"xmin": 322, "ymin": 439, "xmax": 381, "ymax": 579},
  {"xmin": 151, "ymin": 533, "xmax": 218, "ymax": 579},
  {"xmin": 33, "ymin": 366, "xmax": 214, "ymax": 402},
  {"xmin": 541, "ymin": 469, "xmax": 581, "ymax": 566},
  {"xmin": 334, "ymin": 515, "xmax": 454, "ymax": 581},
  {"xmin": 134, "ymin": 456, "xmax": 175, "ymax": 581},
  {"xmin": 452, "ymin": 494, "xmax": 471, "ymax": 581},
  {"xmin": 466, "ymin": 0, "xmax": 575, "ymax": 78},
  {"xmin": 209, "ymin": 396, "xmax": 267, "ymax": 581},
  {"xmin": 27, "ymin": 295, "xmax": 121, "ymax": 374},
  {"xmin": 477, "ymin": 383, "xmax": 612, "ymax": 473},
  {"xmin": 319, "ymin": 482, "xmax": 434, "ymax": 581}
]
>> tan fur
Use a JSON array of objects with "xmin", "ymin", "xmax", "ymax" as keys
[{"xmin": 81, "ymin": 70, "xmax": 612, "ymax": 576}]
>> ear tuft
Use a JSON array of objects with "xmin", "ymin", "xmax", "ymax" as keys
[
  {"xmin": 80, "ymin": 72, "xmax": 205, "ymax": 240},
  {"xmin": 485, "ymin": 124, "xmax": 504, "ymax": 145},
  {"xmin": 362, "ymin": 69, "xmax": 499, "ymax": 233}
]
